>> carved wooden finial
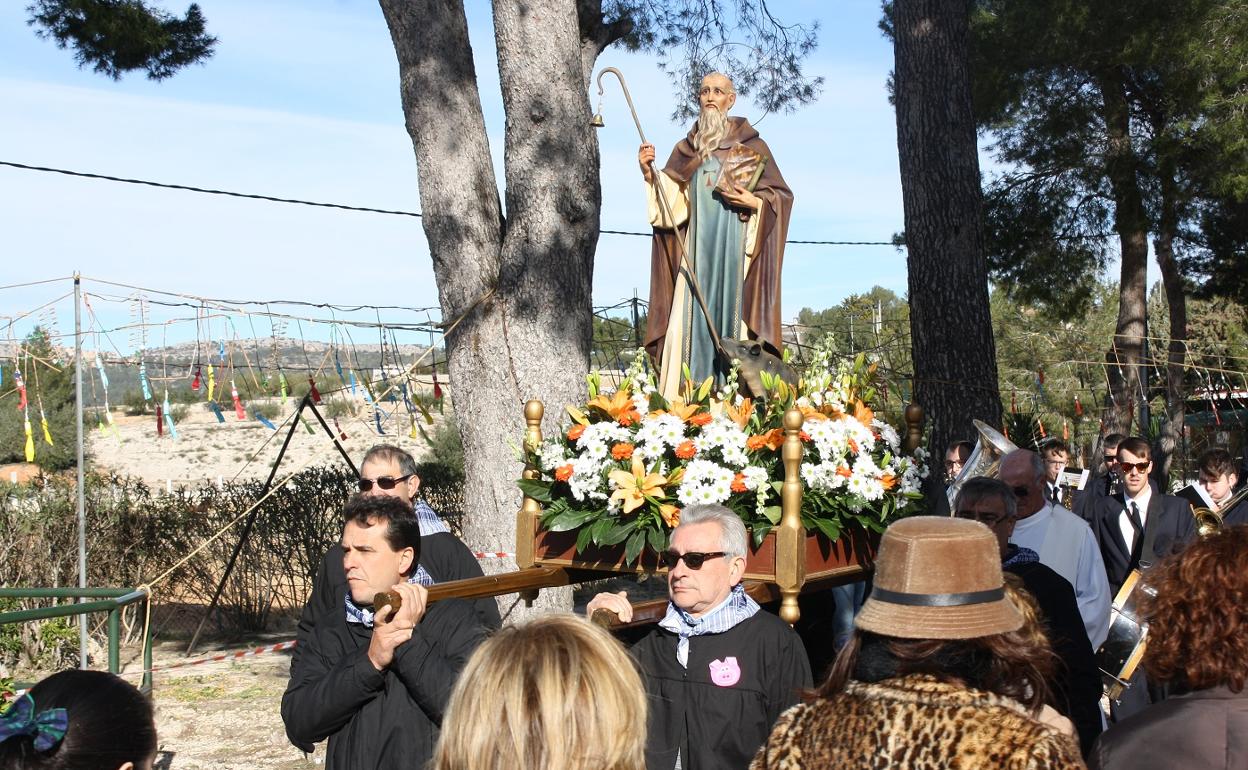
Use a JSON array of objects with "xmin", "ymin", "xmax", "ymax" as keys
[{"xmin": 903, "ymin": 401, "xmax": 925, "ymax": 455}]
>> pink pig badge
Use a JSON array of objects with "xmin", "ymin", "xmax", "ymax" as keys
[{"xmin": 709, "ymin": 656, "xmax": 741, "ymax": 687}]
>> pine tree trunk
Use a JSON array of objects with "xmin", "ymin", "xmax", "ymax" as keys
[
  {"xmin": 379, "ymin": 0, "xmax": 601, "ymax": 618},
  {"xmin": 1153, "ymin": 162, "xmax": 1187, "ymax": 484},
  {"xmin": 1097, "ymin": 70, "xmax": 1149, "ymax": 443},
  {"xmin": 893, "ymin": 0, "xmax": 1002, "ymax": 504}
]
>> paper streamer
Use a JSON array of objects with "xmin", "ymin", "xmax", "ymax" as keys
[
  {"xmin": 139, "ymin": 363, "xmax": 152, "ymax": 401},
  {"xmin": 279, "ymin": 371, "xmax": 288, "ymax": 405},
  {"xmin": 253, "ymin": 409, "xmax": 276, "ymax": 430},
  {"xmin": 348, "ymin": 369, "xmax": 357, "ymax": 395},
  {"xmin": 230, "ymin": 380, "xmax": 245, "ymax": 420},
  {"xmin": 207, "ymin": 364, "xmax": 216, "ymax": 402},
  {"xmin": 333, "ymin": 418, "xmax": 348, "ymax": 441},
  {"xmin": 14, "ymin": 369, "xmax": 27, "ymax": 411},
  {"xmin": 308, "ymin": 376, "xmax": 321, "ymax": 405},
  {"xmin": 94, "ymin": 353, "xmax": 109, "ymax": 391},
  {"xmin": 374, "ymin": 410, "xmax": 386, "ymax": 435},
  {"xmin": 40, "ymin": 409, "xmax": 53, "ymax": 446},
  {"xmin": 208, "ymin": 400, "xmax": 225, "ymax": 423},
  {"xmin": 23, "ymin": 410, "xmax": 34, "ymax": 462},
  {"xmin": 156, "ymin": 403, "xmax": 164, "ymax": 437},
  {"xmin": 162, "ymin": 392, "xmax": 179, "ymax": 440},
  {"xmin": 192, "ymin": 366, "xmax": 202, "ymax": 392}
]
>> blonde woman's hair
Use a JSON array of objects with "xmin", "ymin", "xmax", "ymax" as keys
[{"xmin": 430, "ymin": 613, "xmax": 647, "ymax": 770}]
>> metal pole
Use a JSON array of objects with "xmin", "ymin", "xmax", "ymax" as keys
[{"xmin": 74, "ymin": 273, "xmax": 87, "ymax": 668}]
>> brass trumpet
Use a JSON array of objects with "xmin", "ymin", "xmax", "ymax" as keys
[{"xmin": 1190, "ymin": 484, "xmax": 1248, "ymax": 537}]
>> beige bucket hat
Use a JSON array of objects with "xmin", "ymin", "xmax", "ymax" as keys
[{"xmin": 855, "ymin": 516, "xmax": 1023, "ymax": 640}]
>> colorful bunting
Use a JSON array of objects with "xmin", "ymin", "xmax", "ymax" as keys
[
  {"xmin": 253, "ymin": 409, "xmax": 276, "ymax": 430},
  {"xmin": 231, "ymin": 380, "xmax": 245, "ymax": 420}
]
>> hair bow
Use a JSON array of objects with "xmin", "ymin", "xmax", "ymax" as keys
[{"xmin": 0, "ymin": 694, "xmax": 68, "ymax": 752}]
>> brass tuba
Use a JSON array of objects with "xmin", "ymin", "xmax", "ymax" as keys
[
  {"xmin": 1190, "ymin": 484, "xmax": 1248, "ymax": 537},
  {"xmin": 947, "ymin": 419, "xmax": 1020, "ymax": 508}
]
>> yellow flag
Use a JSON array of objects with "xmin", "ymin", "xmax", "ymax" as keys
[
  {"xmin": 41, "ymin": 416, "xmax": 54, "ymax": 446},
  {"xmin": 24, "ymin": 416, "xmax": 35, "ymax": 462}
]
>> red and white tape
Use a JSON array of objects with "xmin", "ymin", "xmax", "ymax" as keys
[
  {"xmin": 147, "ymin": 639, "xmax": 298, "ymax": 674},
  {"xmin": 472, "ymin": 551, "xmax": 515, "ymax": 559}
]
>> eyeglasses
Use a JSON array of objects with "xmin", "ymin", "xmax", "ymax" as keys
[
  {"xmin": 357, "ymin": 474, "xmax": 413, "ymax": 492},
  {"xmin": 660, "ymin": 550, "xmax": 727, "ymax": 570},
  {"xmin": 955, "ymin": 509, "xmax": 1011, "ymax": 527},
  {"xmin": 1103, "ymin": 455, "xmax": 1118, "ymax": 464},
  {"xmin": 1118, "ymin": 461, "xmax": 1150, "ymax": 473}
]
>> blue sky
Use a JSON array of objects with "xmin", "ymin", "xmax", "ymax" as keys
[{"xmin": 0, "ymin": 0, "xmax": 910, "ymax": 349}]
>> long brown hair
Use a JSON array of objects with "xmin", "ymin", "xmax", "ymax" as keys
[{"xmin": 819, "ymin": 577, "xmax": 1055, "ymax": 712}]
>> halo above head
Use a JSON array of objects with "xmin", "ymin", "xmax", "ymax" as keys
[{"xmin": 855, "ymin": 516, "xmax": 1022, "ymax": 640}]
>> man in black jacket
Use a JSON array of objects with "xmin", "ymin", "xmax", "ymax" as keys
[
  {"xmin": 954, "ymin": 476, "xmax": 1103, "ymax": 755},
  {"xmin": 282, "ymin": 494, "xmax": 486, "ymax": 769},
  {"xmin": 1088, "ymin": 437, "xmax": 1195, "ymax": 597},
  {"xmin": 588, "ymin": 504, "xmax": 812, "ymax": 769}
]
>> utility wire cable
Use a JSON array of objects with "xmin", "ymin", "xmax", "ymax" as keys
[{"xmin": 3, "ymin": 160, "xmax": 900, "ymax": 247}]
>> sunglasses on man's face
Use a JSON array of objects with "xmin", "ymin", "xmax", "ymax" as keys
[
  {"xmin": 659, "ymin": 550, "xmax": 727, "ymax": 570},
  {"xmin": 1118, "ymin": 461, "xmax": 1150, "ymax": 473},
  {"xmin": 357, "ymin": 474, "xmax": 414, "ymax": 492}
]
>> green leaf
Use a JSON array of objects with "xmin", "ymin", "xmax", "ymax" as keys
[
  {"xmin": 646, "ymin": 523, "xmax": 667, "ymax": 554},
  {"xmin": 762, "ymin": 504, "xmax": 782, "ymax": 525},
  {"xmin": 546, "ymin": 508, "xmax": 599, "ymax": 532},
  {"xmin": 624, "ymin": 530, "xmax": 646, "ymax": 565},
  {"xmin": 600, "ymin": 521, "xmax": 633, "ymax": 545},
  {"xmin": 516, "ymin": 478, "xmax": 553, "ymax": 503},
  {"xmin": 588, "ymin": 517, "xmax": 614, "ymax": 545},
  {"xmin": 648, "ymin": 390, "xmax": 668, "ymax": 413},
  {"xmin": 575, "ymin": 522, "xmax": 595, "ymax": 553},
  {"xmin": 810, "ymin": 515, "xmax": 843, "ymax": 542},
  {"xmin": 752, "ymin": 524, "xmax": 772, "ymax": 548}
]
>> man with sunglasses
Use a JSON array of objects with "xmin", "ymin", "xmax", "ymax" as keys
[
  {"xmin": 287, "ymin": 445, "xmax": 501, "ymax": 754},
  {"xmin": 1087, "ymin": 437, "xmax": 1194, "ymax": 598},
  {"xmin": 1000, "ymin": 448, "xmax": 1111, "ymax": 649},
  {"xmin": 587, "ymin": 504, "xmax": 811, "ymax": 769}
]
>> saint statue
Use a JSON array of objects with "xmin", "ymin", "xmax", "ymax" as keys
[{"xmin": 641, "ymin": 72, "xmax": 793, "ymax": 400}]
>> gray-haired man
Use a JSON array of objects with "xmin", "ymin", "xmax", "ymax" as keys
[{"xmin": 589, "ymin": 504, "xmax": 811, "ymax": 769}]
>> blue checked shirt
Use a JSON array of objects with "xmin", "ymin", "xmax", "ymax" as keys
[{"xmin": 345, "ymin": 500, "xmax": 449, "ymax": 627}]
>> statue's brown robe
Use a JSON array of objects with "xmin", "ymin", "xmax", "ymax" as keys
[{"xmin": 644, "ymin": 117, "xmax": 794, "ymax": 371}]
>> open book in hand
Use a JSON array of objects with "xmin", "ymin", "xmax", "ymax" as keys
[{"xmin": 714, "ymin": 143, "xmax": 769, "ymax": 196}]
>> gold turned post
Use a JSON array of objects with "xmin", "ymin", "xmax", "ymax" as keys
[
  {"xmin": 516, "ymin": 400, "xmax": 544, "ymax": 603},
  {"xmin": 902, "ymin": 401, "xmax": 925, "ymax": 455},
  {"xmin": 776, "ymin": 407, "xmax": 806, "ymax": 625}
]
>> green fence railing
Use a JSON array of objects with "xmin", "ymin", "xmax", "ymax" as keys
[{"xmin": 0, "ymin": 587, "xmax": 153, "ymax": 693}]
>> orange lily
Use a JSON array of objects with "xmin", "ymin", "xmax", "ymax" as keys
[
  {"xmin": 853, "ymin": 399, "xmax": 874, "ymax": 427},
  {"xmin": 746, "ymin": 428, "xmax": 785, "ymax": 452},
  {"xmin": 881, "ymin": 473, "xmax": 897, "ymax": 490},
  {"xmin": 719, "ymin": 397, "xmax": 754, "ymax": 430},
  {"xmin": 660, "ymin": 504, "xmax": 681, "ymax": 527},
  {"xmin": 608, "ymin": 455, "xmax": 667, "ymax": 514},
  {"xmin": 650, "ymin": 398, "xmax": 701, "ymax": 422},
  {"xmin": 588, "ymin": 388, "xmax": 641, "ymax": 426}
]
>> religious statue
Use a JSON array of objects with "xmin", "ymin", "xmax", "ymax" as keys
[{"xmin": 641, "ymin": 72, "xmax": 793, "ymax": 400}]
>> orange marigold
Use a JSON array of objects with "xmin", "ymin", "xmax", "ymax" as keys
[
  {"xmin": 731, "ymin": 473, "xmax": 748, "ymax": 493},
  {"xmin": 611, "ymin": 443, "xmax": 635, "ymax": 460},
  {"xmin": 674, "ymin": 440, "xmax": 697, "ymax": 460},
  {"xmin": 554, "ymin": 464, "xmax": 574, "ymax": 482},
  {"xmin": 881, "ymin": 473, "xmax": 897, "ymax": 490},
  {"xmin": 567, "ymin": 424, "xmax": 586, "ymax": 441},
  {"xmin": 688, "ymin": 412, "xmax": 713, "ymax": 427},
  {"xmin": 836, "ymin": 466, "xmax": 853, "ymax": 478},
  {"xmin": 617, "ymin": 410, "xmax": 640, "ymax": 427},
  {"xmin": 799, "ymin": 430, "xmax": 813, "ymax": 443},
  {"xmin": 848, "ymin": 438, "xmax": 860, "ymax": 455}
]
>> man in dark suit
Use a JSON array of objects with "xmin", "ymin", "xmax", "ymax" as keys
[
  {"xmin": 1088, "ymin": 436, "xmax": 1196, "ymax": 721},
  {"xmin": 1074, "ymin": 432, "xmax": 1125, "ymax": 521},
  {"xmin": 1089, "ymin": 436, "xmax": 1195, "ymax": 598}
]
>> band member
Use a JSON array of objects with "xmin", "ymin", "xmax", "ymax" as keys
[{"xmin": 1196, "ymin": 448, "xmax": 1247, "ymax": 527}]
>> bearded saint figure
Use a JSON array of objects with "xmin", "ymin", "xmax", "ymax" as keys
[{"xmin": 640, "ymin": 71, "xmax": 793, "ymax": 400}]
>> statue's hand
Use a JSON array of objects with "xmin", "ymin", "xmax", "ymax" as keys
[
  {"xmin": 638, "ymin": 143, "xmax": 656, "ymax": 183},
  {"xmin": 719, "ymin": 183, "xmax": 761, "ymax": 212}
]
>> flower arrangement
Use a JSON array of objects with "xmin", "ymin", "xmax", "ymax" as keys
[{"xmin": 518, "ymin": 340, "xmax": 929, "ymax": 565}]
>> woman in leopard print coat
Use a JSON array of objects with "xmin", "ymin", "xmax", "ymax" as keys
[{"xmin": 751, "ymin": 517, "xmax": 1085, "ymax": 769}]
